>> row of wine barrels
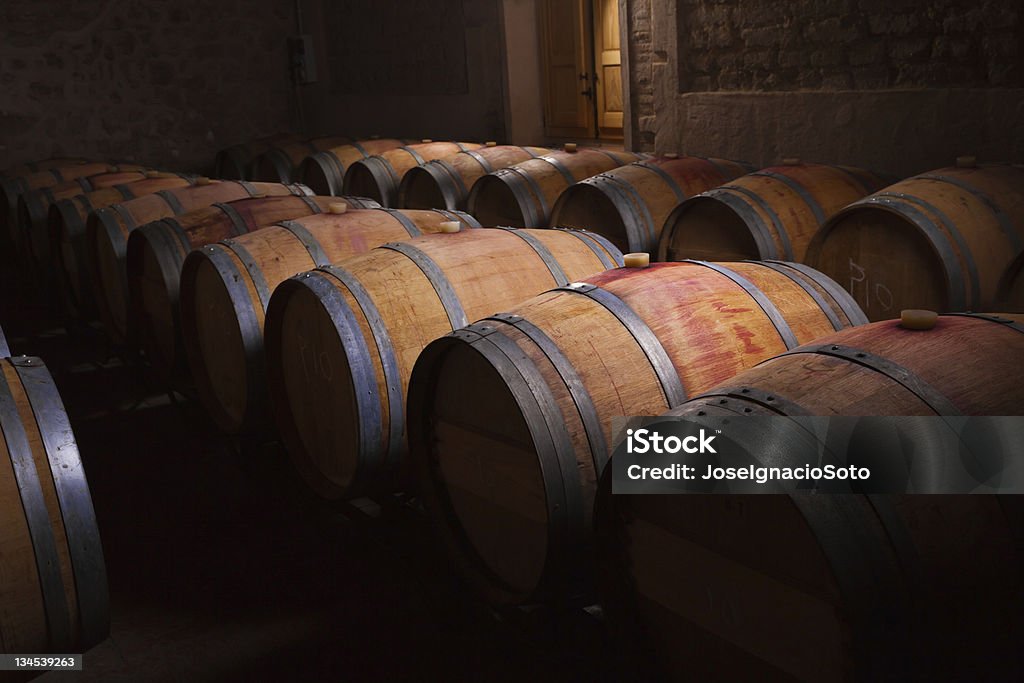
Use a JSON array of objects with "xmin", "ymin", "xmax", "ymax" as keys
[
  {"xmin": 299, "ymin": 139, "xmax": 412, "ymax": 196},
  {"xmin": 343, "ymin": 141, "xmax": 485, "ymax": 207},
  {"xmin": 82, "ymin": 182, "xmax": 313, "ymax": 343},
  {"xmin": 19, "ymin": 169, "xmax": 150, "ymax": 273},
  {"xmin": 406, "ymin": 259, "xmax": 866, "ymax": 605},
  {"xmin": 468, "ymin": 148, "xmax": 646, "ymax": 228},
  {"xmin": 657, "ymin": 161, "xmax": 890, "ymax": 264},
  {"xmin": 600, "ymin": 313, "xmax": 1024, "ymax": 682},
  {"xmin": 177, "ymin": 208, "xmax": 479, "ymax": 433},
  {"xmin": 213, "ymin": 133, "xmax": 301, "ymax": 180},
  {"xmin": 3, "ymin": 158, "xmax": 88, "ymax": 177},
  {"xmin": 807, "ymin": 163, "xmax": 1024, "ymax": 321},
  {"xmin": 0, "ymin": 354, "xmax": 109, "ymax": 654},
  {"xmin": 550, "ymin": 155, "xmax": 755, "ymax": 253},
  {"xmin": 398, "ymin": 145, "xmax": 550, "ymax": 212},
  {"xmin": 253, "ymin": 136, "xmax": 351, "ymax": 184},
  {"xmin": 264, "ymin": 227, "xmax": 625, "ymax": 499}
]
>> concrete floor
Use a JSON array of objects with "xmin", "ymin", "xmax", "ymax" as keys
[{"xmin": 0, "ymin": 253, "xmax": 618, "ymax": 683}]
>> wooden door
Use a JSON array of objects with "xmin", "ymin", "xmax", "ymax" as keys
[
  {"xmin": 593, "ymin": 0, "xmax": 623, "ymax": 139},
  {"xmin": 539, "ymin": 0, "xmax": 593, "ymax": 139}
]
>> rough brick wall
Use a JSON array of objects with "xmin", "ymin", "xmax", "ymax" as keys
[
  {"xmin": 677, "ymin": 0, "xmax": 1021, "ymax": 92},
  {"xmin": 0, "ymin": 0, "xmax": 297, "ymax": 173},
  {"xmin": 624, "ymin": 0, "xmax": 1024, "ymax": 175}
]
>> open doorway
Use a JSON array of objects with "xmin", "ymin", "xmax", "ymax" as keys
[{"xmin": 537, "ymin": 0, "xmax": 624, "ymax": 141}]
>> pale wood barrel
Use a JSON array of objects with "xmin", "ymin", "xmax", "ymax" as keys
[
  {"xmin": 82, "ymin": 181, "xmax": 312, "ymax": 343},
  {"xmin": 342, "ymin": 142, "xmax": 485, "ymax": 207},
  {"xmin": 598, "ymin": 313, "xmax": 1024, "ymax": 682},
  {"xmin": 398, "ymin": 145, "xmax": 550, "ymax": 211},
  {"xmin": 178, "ymin": 208, "xmax": 479, "ymax": 432},
  {"xmin": 264, "ymin": 227, "xmax": 624, "ymax": 500},
  {"xmin": 807, "ymin": 164, "xmax": 1024, "ymax": 321},
  {"xmin": 658, "ymin": 162, "xmax": 891, "ymax": 264},
  {"xmin": 467, "ymin": 148, "xmax": 646, "ymax": 228},
  {"xmin": 213, "ymin": 133, "xmax": 301, "ymax": 180},
  {"xmin": 253, "ymin": 136, "xmax": 351, "ymax": 183},
  {"xmin": 407, "ymin": 260, "xmax": 865, "ymax": 605},
  {"xmin": 0, "ymin": 355, "xmax": 108, "ymax": 654},
  {"xmin": 550, "ymin": 156, "xmax": 755, "ymax": 253},
  {"xmin": 298, "ymin": 139, "xmax": 411, "ymax": 196}
]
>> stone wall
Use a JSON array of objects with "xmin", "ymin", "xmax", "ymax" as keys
[
  {"xmin": 0, "ymin": 0, "xmax": 298, "ymax": 174},
  {"xmin": 624, "ymin": 0, "xmax": 1024, "ymax": 176}
]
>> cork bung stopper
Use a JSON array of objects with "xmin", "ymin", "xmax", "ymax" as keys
[
  {"xmin": 624, "ymin": 252, "xmax": 650, "ymax": 268},
  {"xmin": 485, "ymin": 141, "xmax": 497, "ymax": 147},
  {"xmin": 564, "ymin": 143, "xmax": 578, "ymax": 153},
  {"xmin": 782, "ymin": 157, "xmax": 801, "ymax": 166},
  {"xmin": 955, "ymin": 155, "xmax": 977, "ymax": 169},
  {"xmin": 439, "ymin": 221, "xmax": 461, "ymax": 233},
  {"xmin": 328, "ymin": 202, "xmax": 348, "ymax": 214},
  {"xmin": 900, "ymin": 309, "xmax": 938, "ymax": 330},
  {"xmin": 195, "ymin": 176, "xmax": 212, "ymax": 186}
]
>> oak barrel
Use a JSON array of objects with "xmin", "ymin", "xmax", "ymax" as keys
[
  {"xmin": 298, "ymin": 139, "xmax": 411, "ymax": 196},
  {"xmin": 1000, "ymin": 250, "xmax": 1024, "ymax": 310},
  {"xmin": 253, "ymin": 136, "xmax": 351, "ymax": 184},
  {"xmin": 807, "ymin": 164, "xmax": 1024, "ymax": 321},
  {"xmin": 597, "ymin": 313, "xmax": 1024, "ymax": 682},
  {"xmin": 213, "ymin": 133, "xmax": 301, "ymax": 180},
  {"xmin": 82, "ymin": 181, "xmax": 312, "ymax": 343},
  {"xmin": 407, "ymin": 260, "xmax": 866, "ymax": 604},
  {"xmin": 398, "ymin": 145, "xmax": 550, "ymax": 211},
  {"xmin": 550, "ymin": 155, "xmax": 755, "ymax": 253},
  {"xmin": 18, "ymin": 169, "xmax": 148, "ymax": 273},
  {"xmin": 3, "ymin": 158, "xmax": 88, "ymax": 177},
  {"xmin": 264, "ymin": 227, "xmax": 625, "ymax": 499},
  {"xmin": 178, "ymin": 208, "xmax": 478, "ymax": 432},
  {"xmin": 0, "ymin": 354, "xmax": 109, "ymax": 654},
  {"xmin": 342, "ymin": 142, "xmax": 486, "ymax": 207},
  {"xmin": 658, "ymin": 162, "xmax": 890, "ymax": 264},
  {"xmin": 2, "ymin": 161, "xmax": 104, "ymax": 251},
  {"xmin": 467, "ymin": 148, "xmax": 646, "ymax": 228}
]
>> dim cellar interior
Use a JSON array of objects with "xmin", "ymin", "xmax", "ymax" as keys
[{"xmin": 1, "ymin": 0, "xmax": 1022, "ymax": 681}]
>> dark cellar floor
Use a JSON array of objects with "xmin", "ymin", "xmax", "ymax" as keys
[{"xmin": 0, "ymin": 250, "xmax": 618, "ymax": 683}]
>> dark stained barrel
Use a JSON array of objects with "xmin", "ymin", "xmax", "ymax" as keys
[
  {"xmin": 398, "ymin": 144, "xmax": 550, "ymax": 211},
  {"xmin": 342, "ymin": 141, "xmax": 486, "ymax": 207},
  {"xmin": 1001, "ymin": 250, "xmax": 1024, "ymax": 310},
  {"xmin": 213, "ymin": 133, "xmax": 301, "ymax": 180},
  {"xmin": 597, "ymin": 313, "xmax": 1024, "ymax": 682},
  {"xmin": 407, "ymin": 260, "xmax": 865, "ymax": 605},
  {"xmin": 807, "ymin": 163, "xmax": 1024, "ymax": 321},
  {"xmin": 0, "ymin": 355, "xmax": 109, "ymax": 654},
  {"xmin": 550, "ymin": 155, "xmax": 754, "ymax": 253},
  {"xmin": 253, "ymin": 136, "xmax": 351, "ymax": 183},
  {"xmin": 467, "ymin": 148, "xmax": 646, "ymax": 228},
  {"xmin": 298, "ymin": 139, "xmax": 412, "ymax": 196}
]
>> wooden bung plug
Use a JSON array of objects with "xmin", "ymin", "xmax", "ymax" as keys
[
  {"xmin": 956, "ymin": 155, "xmax": 977, "ymax": 169},
  {"xmin": 624, "ymin": 252, "xmax": 650, "ymax": 268},
  {"xmin": 328, "ymin": 202, "xmax": 348, "ymax": 214},
  {"xmin": 144, "ymin": 170, "xmax": 162, "ymax": 178},
  {"xmin": 564, "ymin": 143, "xmax": 578, "ymax": 153},
  {"xmin": 900, "ymin": 309, "xmax": 938, "ymax": 331},
  {"xmin": 663, "ymin": 152, "xmax": 679, "ymax": 159},
  {"xmin": 782, "ymin": 157, "xmax": 801, "ymax": 166},
  {"xmin": 421, "ymin": 138, "xmax": 433, "ymax": 144},
  {"xmin": 250, "ymin": 191, "xmax": 267, "ymax": 198},
  {"xmin": 195, "ymin": 176, "xmax": 212, "ymax": 186},
  {"xmin": 439, "ymin": 221, "xmax": 461, "ymax": 233},
  {"xmin": 485, "ymin": 141, "xmax": 497, "ymax": 147}
]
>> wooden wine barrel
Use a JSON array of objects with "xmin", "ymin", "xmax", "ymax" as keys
[
  {"xmin": 342, "ymin": 141, "xmax": 486, "ymax": 207},
  {"xmin": 398, "ymin": 144, "xmax": 551, "ymax": 211},
  {"xmin": 406, "ymin": 260, "xmax": 866, "ymax": 604},
  {"xmin": 1, "ymin": 161, "xmax": 108, "ymax": 250},
  {"xmin": 264, "ymin": 227, "xmax": 625, "ymax": 498},
  {"xmin": 213, "ymin": 133, "xmax": 301, "ymax": 180},
  {"xmin": 0, "ymin": 354, "xmax": 109, "ymax": 654},
  {"xmin": 3, "ymin": 158, "xmax": 88, "ymax": 177},
  {"xmin": 298, "ymin": 139, "xmax": 411, "ymax": 196},
  {"xmin": 178, "ymin": 208, "xmax": 479, "ymax": 431},
  {"xmin": 253, "ymin": 136, "xmax": 351, "ymax": 184},
  {"xmin": 1000, "ymin": 250, "xmax": 1024, "ymax": 310},
  {"xmin": 88, "ymin": 192, "xmax": 344, "ymax": 344},
  {"xmin": 468, "ymin": 148, "xmax": 647, "ymax": 228},
  {"xmin": 18, "ymin": 169, "xmax": 149, "ymax": 272},
  {"xmin": 807, "ymin": 164, "xmax": 1024, "ymax": 321},
  {"xmin": 46, "ymin": 173, "xmax": 201, "ymax": 320},
  {"xmin": 658, "ymin": 162, "xmax": 890, "ymax": 264},
  {"xmin": 599, "ymin": 313, "xmax": 1024, "ymax": 682},
  {"xmin": 550, "ymin": 155, "xmax": 755, "ymax": 253}
]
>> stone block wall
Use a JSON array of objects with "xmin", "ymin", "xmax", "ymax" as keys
[
  {"xmin": 623, "ymin": 0, "xmax": 1024, "ymax": 176},
  {"xmin": 0, "ymin": 0, "xmax": 298, "ymax": 174}
]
